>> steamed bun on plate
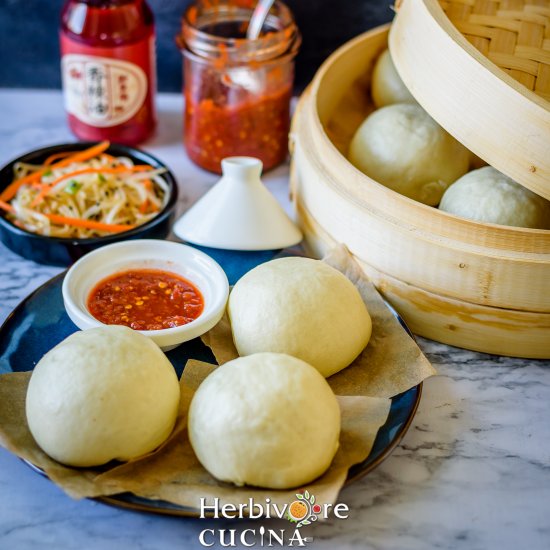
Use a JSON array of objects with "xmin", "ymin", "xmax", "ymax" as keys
[
  {"xmin": 188, "ymin": 353, "xmax": 341, "ymax": 489},
  {"xmin": 371, "ymin": 49, "xmax": 416, "ymax": 108},
  {"xmin": 26, "ymin": 326, "xmax": 180, "ymax": 467},
  {"xmin": 228, "ymin": 257, "xmax": 372, "ymax": 378},
  {"xmin": 439, "ymin": 166, "xmax": 550, "ymax": 229},
  {"xmin": 348, "ymin": 103, "xmax": 470, "ymax": 206}
]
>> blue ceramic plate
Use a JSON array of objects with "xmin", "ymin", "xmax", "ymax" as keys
[{"xmin": 0, "ymin": 249, "xmax": 421, "ymax": 517}]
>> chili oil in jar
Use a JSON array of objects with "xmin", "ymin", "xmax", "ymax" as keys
[{"xmin": 178, "ymin": 0, "xmax": 301, "ymax": 173}]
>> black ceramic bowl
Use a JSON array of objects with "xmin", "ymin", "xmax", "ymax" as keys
[{"xmin": 0, "ymin": 142, "xmax": 178, "ymax": 266}]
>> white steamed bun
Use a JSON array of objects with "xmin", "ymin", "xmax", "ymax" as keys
[
  {"xmin": 188, "ymin": 353, "xmax": 341, "ymax": 489},
  {"xmin": 26, "ymin": 326, "xmax": 180, "ymax": 467},
  {"xmin": 349, "ymin": 103, "xmax": 470, "ymax": 205}
]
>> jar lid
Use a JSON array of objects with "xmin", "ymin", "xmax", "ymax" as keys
[{"xmin": 389, "ymin": 0, "xmax": 550, "ymax": 200}]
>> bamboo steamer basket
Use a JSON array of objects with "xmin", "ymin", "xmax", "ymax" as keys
[
  {"xmin": 289, "ymin": 21, "xmax": 550, "ymax": 358},
  {"xmin": 390, "ymin": 0, "xmax": 550, "ymax": 200}
]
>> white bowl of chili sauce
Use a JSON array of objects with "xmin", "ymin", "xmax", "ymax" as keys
[{"xmin": 62, "ymin": 240, "xmax": 229, "ymax": 351}]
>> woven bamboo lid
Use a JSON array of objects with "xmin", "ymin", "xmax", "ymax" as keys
[
  {"xmin": 442, "ymin": 0, "xmax": 550, "ymax": 100},
  {"xmin": 390, "ymin": 0, "xmax": 550, "ymax": 200}
]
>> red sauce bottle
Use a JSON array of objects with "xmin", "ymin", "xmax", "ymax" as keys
[{"xmin": 60, "ymin": 0, "xmax": 157, "ymax": 145}]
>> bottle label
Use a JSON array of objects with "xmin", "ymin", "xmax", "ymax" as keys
[{"xmin": 60, "ymin": 34, "xmax": 154, "ymax": 128}]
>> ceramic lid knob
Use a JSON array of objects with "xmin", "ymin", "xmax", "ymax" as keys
[
  {"xmin": 173, "ymin": 157, "xmax": 303, "ymax": 251},
  {"xmin": 221, "ymin": 156, "xmax": 262, "ymax": 179}
]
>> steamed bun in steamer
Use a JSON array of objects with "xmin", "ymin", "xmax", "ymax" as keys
[
  {"xmin": 371, "ymin": 49, "xmax": 417, "ymax": 108},
  {"xmin": 228, "ymin": 257, "xmax": 372, "ymax": 378},
  {"xmin": 348, "ymin": 103, "xmax": 470, "ymax": 206},
  {"xmin": 439, "ymin": 166, "xmax": 550, "ymax": 229},
  {"xmin": 26, "ymin": 326, "xmax": 180, "ymax": 467},
  {"xmin": 188, "ymin": 352, "xmax": 341, "ymax": 489}
]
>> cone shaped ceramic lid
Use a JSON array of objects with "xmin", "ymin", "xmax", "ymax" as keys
[{"xmin": 173, "ymin": 157, "xmax": 303, "ymax": 250}]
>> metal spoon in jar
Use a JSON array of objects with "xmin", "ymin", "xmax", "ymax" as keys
[
  {"xmin": 247, "ymin": 0, "xmax": 276, "ymax": 40},
  {"xmin": 225, "ymin": 0, "xmax": 275, "ymax": 93}
]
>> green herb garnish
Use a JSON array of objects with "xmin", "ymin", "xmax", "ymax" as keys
[
  {"xmin": 65, "ymin": 179, "xmax": 82, "ymax": 194},
  {"xmin": 98, "ymin": 173, "xmax": 107, "ymax": 183}
]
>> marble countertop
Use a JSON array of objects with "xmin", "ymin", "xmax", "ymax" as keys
[{"xmin": 0, "ymin": 89, "xmax": 548, "ymax": 550}]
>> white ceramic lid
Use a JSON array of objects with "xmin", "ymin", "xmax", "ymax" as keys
[{"xmin": 173, "ymin": 157, "xmax": 303, "ymax": 250}]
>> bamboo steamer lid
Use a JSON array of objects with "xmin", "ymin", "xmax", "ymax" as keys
[{"xmin": 389, "ymin": 0, "xmax": 550, "ymax": 201}]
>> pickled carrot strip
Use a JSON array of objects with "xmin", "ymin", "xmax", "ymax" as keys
[
  {"xmin": 0, "ymin": 200, "xmax": 14, "ymax": 213},
  {"xmin": 43, "ymin": 151, "xmax": 74, "ymax": 166},
  {"xmin": 30, "ymin": 166, "xmax": 154, "ymax": 206},
  {"xmin": 42, "ymin": 214, "xmax": 135, "ymax": 233},
  {"xmin": 0, "ymin": 141, "xmax": 110, "ymax": 201},
  {"xmin": 0, "ymin": 198, "xmax": 132, "ymax": 232},
  {"xmin": 140, "ymin": 179, "xmax": 153, "ymax": 213}
]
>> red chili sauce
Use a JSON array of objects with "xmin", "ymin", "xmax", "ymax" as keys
[
  {"xmin": 184, "ymin": 85, "xmax": 292, "ymax": 174},
  {"xmin": 87, "ymin": 269, "xmax": 204, "ymax": 331}
]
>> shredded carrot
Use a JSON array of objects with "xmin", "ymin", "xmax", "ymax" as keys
[
  {"xmin": 29, "ymin": 190, "xmax": 50, "ymax": 207},
  {"xmin": 43, "ymin": 151, "xmax": 74, "ymax": 166},
  {"xmin": 0, "ymin": 200, "xmax": 14, "ymax": 213},
  {"xmin": 30, "ymin": 165, "xmax": 154, "ymax": 207},
  {"xmin": 0, "ymin": 141, "xmax": 110, "ymax": 202},
  {"xmin": 42, "ymin": 213, "xmax": 135, "ymax": 233},
  {"xmin": 139, "ymin": 179, "xmax": 153, "ymax": 213},
  {"xmin": 1, "ymin": 197, "xmax": 131, "ymax": 232}
]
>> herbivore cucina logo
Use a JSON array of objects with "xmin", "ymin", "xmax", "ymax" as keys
[{"xmin": 198, "ymin": 492, "xmax": 350, "ymax": 547}]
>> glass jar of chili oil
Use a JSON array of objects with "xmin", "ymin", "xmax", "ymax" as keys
[{"xmin": 179, "ymin": 1, "xmax": 301, "ymax": 173}]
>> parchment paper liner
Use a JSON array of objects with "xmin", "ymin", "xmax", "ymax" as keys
[
  {"xmin": 0, "ymin": 362, "xmax": 390, "ymax": 508},
  {"xmin": 0, "ymin": 245, "xmax": 435, "ymax": 509},
  {"xmin": 203, "ymin": 245, "xmax": 436, "ymax": 398}
]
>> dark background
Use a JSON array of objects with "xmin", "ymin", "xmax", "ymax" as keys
[{"xmin": 0, "ymin": 0, "xmax": 394, "ymax": 92}]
